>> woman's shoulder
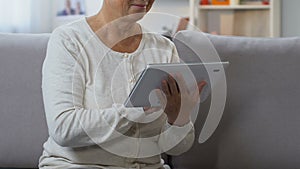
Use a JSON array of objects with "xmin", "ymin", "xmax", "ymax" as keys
[
  {"xmin": 51, "ymin": 18, "xmax": 89, "ymax": 41},
  {"xmin": 142, "ymin": 28, "xmax": 175, "ymax": 49},
  {"xmin": 47, "ymin": 18, "xmax": 91, "ymax": 56}
]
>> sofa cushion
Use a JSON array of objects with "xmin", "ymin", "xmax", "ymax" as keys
[
  {"xmin": 172, "ymin": 31, "xmax": 300, "ymax": 169},
  {"xmin": 0, "ymin": 34, "xmax": 50, "ymax": 168}
]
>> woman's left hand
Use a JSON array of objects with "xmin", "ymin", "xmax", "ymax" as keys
[{"xmin": 156, "ymin": 74, "xmax": 206, "ymax": 126}]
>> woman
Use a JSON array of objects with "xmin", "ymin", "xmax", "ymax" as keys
[{"xmin": 39, "ymin": 0, "xmax": 206, "ymax": 168}]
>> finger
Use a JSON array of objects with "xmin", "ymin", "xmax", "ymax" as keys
[
  {"xmin": 198, "ymin": 81, "xmax": 207, "ymax": 94},
  {"xmin": 167, "ymin": 75, "xmax": 179, "ymax": 95},
  {"xmin": 155, "ymin": 89, "xmax": 167, "ymax": 106},
  {"xmin": 143, "ymin": 107, "xmax": 150, "ymax": 111},
  {"xmin": 151, "ymin": 107, "xmax": 162, "ymax": 112},
  {"xmin": 144, "ymin": 107, "xmax": 160, "ymax": 114},
  {"xmin": 190, "ymin": 81, "xmax": 207, "ymax": 104},
  {"xmin": 192, "ymin": 91, "xmax": 201, "ymax": 104},
  {"xmin": 190, "ymin": 80, "xmax": 206, "ymax": 96},
  {"xmin": 176, "ymin": 73, "xmax": 188, "ymax": 94},
  {"xmin": 175, "ymin": 80, "xmax": 180, "ymax": 93},
  {"xmin": 161, "ymin": 80, "xmax": 171, "ymax": 96}
]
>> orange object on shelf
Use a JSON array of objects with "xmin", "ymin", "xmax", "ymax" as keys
[
  {"xmin": 211, "ymin": 0, "xmax": 230, "ymax": 5},
  {"xmin": 200, "ymin": 0, "xmax": 210, "ymax": 5},
  {"xmin": 262, "ymin": 0, "xmax": 270, "ymax": 5}
]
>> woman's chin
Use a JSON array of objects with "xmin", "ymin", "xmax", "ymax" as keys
[
  {"xmin": 126, "ymin": 12, "xmax": 147, "ymax": 21},
  {"xmin": 129, "ymin": 6, "xmax": 148, "ymax": 15}
]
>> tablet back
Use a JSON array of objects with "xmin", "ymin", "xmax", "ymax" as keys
[{"xmin": 124, "ymin": 62, "xmax": 228, "ymax": 107}]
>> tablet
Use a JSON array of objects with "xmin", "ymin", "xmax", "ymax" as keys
[{"xmin": 124, "ymin": 62, "xmax": 229, "ymax": 108}]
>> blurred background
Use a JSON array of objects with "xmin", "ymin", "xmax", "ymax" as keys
[{"xmin": 0, "ymin": 0, "xmax": 299, "ymax": 37}]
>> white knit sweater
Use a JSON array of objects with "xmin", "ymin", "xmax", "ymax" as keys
[{"xmin": 39, "ymin": 18, "xmax": 194, "ymax": 169}]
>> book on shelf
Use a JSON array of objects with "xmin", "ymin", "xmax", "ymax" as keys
[
  {"xmin": 211, "ymin": 0, "xmax": 230, "ymax": 5},
  {"xmin": 230, "ymin": 0, "xmax": 240, "ymax": 5},
  {"xmin": 200, "ymin": 0, "xmax": 269, "ymax": 6}
]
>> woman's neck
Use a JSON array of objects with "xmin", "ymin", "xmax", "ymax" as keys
[{"xmin": 87, "ymin": 12, "xmax": 143, "ymax": 53}]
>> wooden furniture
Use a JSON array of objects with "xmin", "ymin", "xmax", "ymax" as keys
[{"xmin": 190, "ymin": 0, "xmax": 281, "ymax": 37}]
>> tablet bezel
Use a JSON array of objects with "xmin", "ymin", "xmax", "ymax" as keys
[{"xmin": 124, "ymin": 62, "xmax": 229, "ymax": 108}]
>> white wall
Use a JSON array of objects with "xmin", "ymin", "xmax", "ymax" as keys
[
  {"xmin": 139, "ymin": 0, "xmax": 190, "ymax": 35},
  {"xmin": 150, "ymin": 0, "xmax": 190, "ymax": 17},
  {"xmin": 29, "ymin": 0, "xmax": 300, "ymax": 36},
  {"xmin": 29, "ymin": 0, "xmax": 53, "ymax": 33},
  {"xmin": 281, "ymin": 0, "xmax": 300, "ymax": 37},
  {"xmin": 85, "ymin": 0, "xmax": 103, "ymax": 16}
]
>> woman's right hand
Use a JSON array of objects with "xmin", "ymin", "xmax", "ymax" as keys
[{"xmin": 156, "ymin": 74, "xmax": 206, "ymax": 126}]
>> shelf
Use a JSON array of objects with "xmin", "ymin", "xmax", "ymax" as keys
[
  {"xmin": 199, "ymin": 5, "xmax": 270, "ymax": 10},
  {"xmin": 190, "ymin": 0, "xmax": 280, "ymax": 37}
]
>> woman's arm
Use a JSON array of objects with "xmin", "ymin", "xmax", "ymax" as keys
[
  {"xmin": 158, "ymin": 121, "xmax": 195, "ymax": 156},
  {"xmin": 42, "ymin": 31, "xmax": 146, "ymax": 148},
  {"xmin": 156, "ymin": 43, "xmax": 195, "ymax": 155}
]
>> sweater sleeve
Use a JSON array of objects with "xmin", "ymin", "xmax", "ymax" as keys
[
  {"xmin": 168, "ymin": 40, "xmax": 181, "ymax": 64},
  {"xmin": 158, "ymin": 121, "xmax": 195, "ymax": 156},
  {"xmin": 42, "ymin": 30, "xmax": 146, "ymax": 148},
  {"xmin": 158, "ymin": 42, "xmax": 195, "ymax": 155}
]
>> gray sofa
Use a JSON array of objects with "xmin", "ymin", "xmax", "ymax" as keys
[{"xmin": 0, "ymin": 32, "xmax": 300, "ymax": 169}]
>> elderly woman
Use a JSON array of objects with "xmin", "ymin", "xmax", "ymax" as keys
[{"xmin": 39, "ymin": 0, "xmax": 206, "ymax": 168}]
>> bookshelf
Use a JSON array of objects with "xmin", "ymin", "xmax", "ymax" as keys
[
  {"xmin": 199, "ymin": 5, "xmax": 270, "ymax": 9},
  {"xmin": 190, "ymin": 0, "xmax": 281, "ymax": 37}
]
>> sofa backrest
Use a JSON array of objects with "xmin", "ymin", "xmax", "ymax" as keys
[
  {"xmin": 0, "ymin": 33, "xmax": 50, "ymax": 168},
  {"xmin": 172, "ymin": 31, "xmax": 300, "ymax": 169},
  {"xmin": 1, "ymin": 32, "xmax": 300, "ymax": 169}
]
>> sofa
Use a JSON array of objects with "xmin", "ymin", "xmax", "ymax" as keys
[{"xmin": 0, "ymin": 32, "xmax": 300, "ymax": 169}]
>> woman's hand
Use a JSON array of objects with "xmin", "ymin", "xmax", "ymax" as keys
[
  {"xmin": 156, "ymin": 74, "xmax": 206, "ymax": 126},
  {"xmin": 143, "ymin": 107, "xmax": 161, "ymax": 114}
]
